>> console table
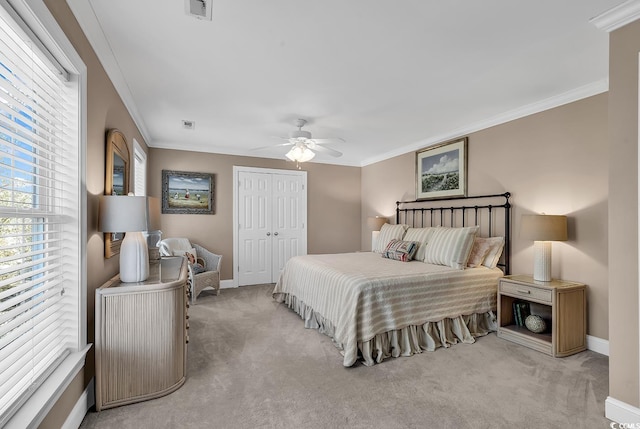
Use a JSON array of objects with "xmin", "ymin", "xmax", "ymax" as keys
[{"xmin": 95, "ymin": 256, "xmax": 189, "ymax": 411}]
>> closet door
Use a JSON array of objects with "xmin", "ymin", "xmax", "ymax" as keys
[
  {"xmin": 236, "ymin": 168, "xmax": 307, "ymax": 286},
  {"xmin": 271, "ymin": 174, "xmax": 306, "ymax": 282},
  {"xmin": 238, "ymin": 172, "xmax": 272, "ymax": 285}
]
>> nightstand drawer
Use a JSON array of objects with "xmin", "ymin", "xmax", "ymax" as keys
[{"xmin": 500, "ymin": 281, "xmax": 552, "ymax": 303}]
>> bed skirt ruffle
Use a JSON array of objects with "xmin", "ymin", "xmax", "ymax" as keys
[{"xmin": 274, "ymin": 292, "xmax": 497, "ymax": 367}]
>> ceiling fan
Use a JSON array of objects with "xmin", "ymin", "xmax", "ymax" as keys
[{"xmin": 258, "ymin": 119, "xmax": 344, "ymax": 164}]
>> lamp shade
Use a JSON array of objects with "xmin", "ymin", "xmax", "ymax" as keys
[
  {"xmin": 520, "ymin": 214, "xmax": 567, "ymax": 242},
  {"xmin": 99, "ymin": 195, "xmax": 149, "ymax": 233},
  {"xmin": 367, "ymin": 216, "xmax": 388, "ymax": 231}
]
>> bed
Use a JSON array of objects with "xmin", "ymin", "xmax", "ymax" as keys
[{"xmin": 273, "ymin": 193, "xmax": 511, "ymax": 367}]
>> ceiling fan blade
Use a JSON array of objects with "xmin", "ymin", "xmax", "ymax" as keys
[
  {"xmin": 251, "ymin": 142, "xmax": 294, "ymax": 151},
  {"xmin": 311, "ymin": 137, "xmax": 345, "ymax": 144},
  {"xmin": 312, "ymin": 144, "xmax": 343, "ymax": 157}
]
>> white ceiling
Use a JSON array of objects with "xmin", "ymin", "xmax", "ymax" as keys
[{"xmin": 68, "ymin": 0, "xmax": 622, "ymax": 167}]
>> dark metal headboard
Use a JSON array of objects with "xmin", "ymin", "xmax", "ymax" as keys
[{"xmin": 395, "ymin": 193, "xmax": 511, "ymax": 274}]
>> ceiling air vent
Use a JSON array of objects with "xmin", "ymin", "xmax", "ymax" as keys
[
  {"xmin": 185, "ymin": 0, "xmax": 212, "ymax": 21},
  {"xmin": 182, "ymin": 120, "xmax": 195, "ymax": 130}
]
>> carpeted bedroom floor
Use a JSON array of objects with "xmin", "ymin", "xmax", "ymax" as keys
[{"xmin": 80, "ymin": 283, "xmax": 610, "ymax": 429}]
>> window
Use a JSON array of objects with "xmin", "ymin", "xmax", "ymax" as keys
[
  {"xmin": 0, "ymin": 0, "xmax": 87, "ymax": 426},
  {"xmin": 133, "ymin": 138, "xmax": 146, "ymax": 197}
]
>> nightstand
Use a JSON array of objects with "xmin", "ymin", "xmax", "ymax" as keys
[{"xmin": 497, "ymin": 275, "xmax": 586, "ymax": 357}]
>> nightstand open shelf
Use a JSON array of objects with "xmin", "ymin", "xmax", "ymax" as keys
[{"xmin": 497, "ymin": 275, "xmax": 586, "ymax": 357}]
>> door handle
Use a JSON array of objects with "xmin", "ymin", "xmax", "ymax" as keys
[
  {"xmin": 274, "ymin": 232, "xmax": 279, "ymax": 236},
  {"xmin": 266, "ymin": 232, "xmax": 271, "ymax": 236}
]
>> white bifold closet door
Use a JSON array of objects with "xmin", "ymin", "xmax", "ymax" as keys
[{"xmin": 237, "ymin": 169, "xmax": 307, "ymax": 285}]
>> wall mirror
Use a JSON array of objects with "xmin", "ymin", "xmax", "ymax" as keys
[{"xmin": 104, "ymin": 129, "xmax": 130, "ymax": 258}]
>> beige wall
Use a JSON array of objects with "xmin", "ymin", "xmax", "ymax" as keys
[
  {"xmin": 148, "ymin": 149, "xmax": 362, "ymax": 280},
  {"xmin": 608, "ymin": 20, "xmax": 640, "ymax": 408},
  {"xmin": 39, "ymin": 1, "xmax": 150, "ymax": 427},
  {"xmin": 362, "ymin": 94, "xmax": 609, "ymax": 340}
]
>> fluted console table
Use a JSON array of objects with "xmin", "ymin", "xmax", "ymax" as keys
[{"xmin": 95, "ymin": 256, "xmax": 189, "ymax": 411}]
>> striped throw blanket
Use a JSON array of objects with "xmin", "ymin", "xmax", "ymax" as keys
[{"xmin": 273, "ymin": 252, "xmax": 502, "ymax": 366}]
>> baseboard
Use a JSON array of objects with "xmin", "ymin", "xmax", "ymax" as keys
[
  {"xmin": 220, "ymin": 279, "xmax": 235, "ymax": 289},
  {"xmin": 587, "ymin": 335, "xmax": 609, "ymax": 356},
  {"xmin": 62, "ymin": 378, "xmax": 94, "ymax": 429},
  {"xmin": 606, "ymin": 397, "xmax": 640, "ymax": 424}
]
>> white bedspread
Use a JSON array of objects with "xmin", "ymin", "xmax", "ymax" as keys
[{"xmin": 273, "ymin": 252, "xmax": 502, "ymax": 366}]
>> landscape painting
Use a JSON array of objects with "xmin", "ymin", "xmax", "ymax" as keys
[
  {"xmin": 416, "ymin": 137, "xmax": 467, "ymax": 200},
  {"xmin": 162, "ymin": 170, "xmax": 215, "ymax": 214}
]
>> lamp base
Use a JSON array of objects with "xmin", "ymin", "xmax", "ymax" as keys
[
  {"xmin": 120, "ymin": 231, "xmax": 150, "ymax": 282},
  {"xmin": 533, "ymin": 241, "xmax": 552, "ymax": 282}
]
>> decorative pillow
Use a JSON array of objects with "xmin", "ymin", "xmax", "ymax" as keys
[
  {"xmin": 382, "ymin": 239, "xmax": 419, "ymax": 262},
  {"xmin": 423, "ymin": 226, "xmax": 479, "ymax": 269},
  {"xmin": 373, "ymin": 223, "xmax": 408, "ymax": 253},
  {"xmin": 467, "ymin": 237, "xmax": 494, "ymax": 268},
  {"xmin": 402, "ymin": 227, "xmax": 434, "ymax": 262},
  {"xmin": 481, "ymin": 236, "xmax": 505, "ymax": 269},
  {"xmin": 185, "ymin": 251, "xmax": 206, "ymax": 274}
]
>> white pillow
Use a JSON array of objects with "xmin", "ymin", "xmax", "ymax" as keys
[
  {"xmin": 481, "ymin": 237, "xmax": 505, "ymax": 269},
  {"xmin": 373, "ymin": 223, "xmax": 408, "ymax": 253},
  {"xmin": 467, "ymin": 237, "xmax": 494, "ymax": 268},
  {"xmin": 403, "ymin": 227, "xmax": 434, "ymax": 262},
  {"xmin": 423, "ymin": 226, "xmax": 479, "ymax": 269}
]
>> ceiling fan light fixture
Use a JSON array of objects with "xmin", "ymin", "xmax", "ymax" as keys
[{"xmin": 285, "ymin": 145, "xmax": 315, "ymax": 163}]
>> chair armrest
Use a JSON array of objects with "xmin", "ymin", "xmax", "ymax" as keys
[{"xmin": 193, "ymin": 243, "xmax": 222, "ymax": 272}]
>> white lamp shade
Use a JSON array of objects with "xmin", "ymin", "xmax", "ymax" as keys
[{"xmin": 99, "ymin": 195, "xmax": 149, "ymax": 232}]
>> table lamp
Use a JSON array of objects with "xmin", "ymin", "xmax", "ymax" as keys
[
  {"xmin": 367, "ymin": 216, "xmax": 388, "ymax": 251},
  {"xmin": 520, "ymin": 214, "xmax": 568, "ymax": 282},
  {"xmin": 99, "ymin": 194, "xmax": 150, "ymax": 282}
]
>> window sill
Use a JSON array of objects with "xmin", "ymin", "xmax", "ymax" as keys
[{"xmin": 5, "ymin": 344, "xmax": 91, "ymax": 429}]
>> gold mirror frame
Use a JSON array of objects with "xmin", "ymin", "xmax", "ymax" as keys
[{"xmin": 104, "ymin": 129, "xmax": 130, "ymax": 258}]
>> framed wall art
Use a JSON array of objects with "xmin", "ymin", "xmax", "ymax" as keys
[
  {"xmin": 162, "ymin": 170, "xmax": 215, "ymax": 214},
  {"xmin": 416, "ymin": 137, "xmax": 467, "ymax": 200}
]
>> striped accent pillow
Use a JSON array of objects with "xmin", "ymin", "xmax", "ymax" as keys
[
  {"xmin": 382, "ymin": 239, "xmax": 419, "ymax": 262},
  {"xmin": 403, "ymin": 227, "xmax": 434, "ymax": 262},
  {"xmin": 373, "ymin": 223, "xmax": 408, "ymax": 253},
  {"xmin": 423, "ymin": 226, "xmax": 479, "ymax": 269}
]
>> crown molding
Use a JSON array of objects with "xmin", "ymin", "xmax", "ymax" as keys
[
  {"xmin": 66, "ymin": 0, "xmax": 151, "ymax": 144},
  {"xmin": 360, "ymin": 79, "xmax": 609, "ymax": 167},
  {"xmin": 590, "ymin": 0, "xmax": 640, "ymax": 32}
]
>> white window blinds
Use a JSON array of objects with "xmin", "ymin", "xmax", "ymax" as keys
[
  {"xmin": 134, "ymin": 139, "xmax": 146, "ymax": 197},
  {"xmin": 0, "ymin": 3, "xmax": 81, "ymax": 425}
]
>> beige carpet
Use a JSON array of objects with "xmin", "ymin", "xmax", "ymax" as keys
[{"xmin": 80, "ymin": 284, "xmax": 610, "ymax": 429}]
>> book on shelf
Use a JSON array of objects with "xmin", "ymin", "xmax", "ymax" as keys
[
  {"xmin": 517, "ymin": 302, "xmax": 531, "ymax": 324},
  {"xmin": 512, "ymin": 301, "xmax": 531, "ymax": 327}
]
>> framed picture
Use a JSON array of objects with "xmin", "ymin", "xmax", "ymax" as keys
[
  {"xmin": 416, "ymin": 137, "xmax": 467, "ymax": 200},
  {"xmin": 162, "ymin": 170, "xmax": 215, "ymax": 214}
]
